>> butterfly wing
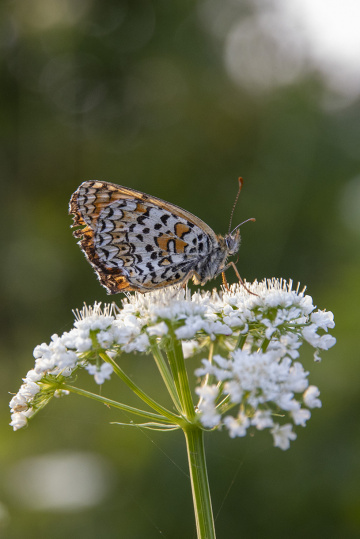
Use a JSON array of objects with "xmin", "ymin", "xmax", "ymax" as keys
[{"xmin": 69, "ymin": 181, "xmax": 219, "ymax": 293}]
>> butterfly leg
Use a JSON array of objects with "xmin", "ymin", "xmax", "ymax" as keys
[
  {"xmin": 221, "ymin": 272, "xmax": 230, "ymax": 291},
  {"xmin": 181, "ymin": 278, "xmax": 190, "ymax": 290},
  {"xmin": 220, "ymin": 262, "xmax": 258, "ymax": 296},
  {"xmin": 180, "ymin": 270, "xmax": 199, "ymax": 289},
  {"xmin": 187, "ymin": 271, "xmax": 203, "ymax": 287}
]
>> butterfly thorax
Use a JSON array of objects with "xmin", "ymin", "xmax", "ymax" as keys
[{"xmin": 191, "ymin": 230, "xmax": 241, "ymax": 285}]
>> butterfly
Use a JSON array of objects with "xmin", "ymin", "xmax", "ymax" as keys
[{"xmin": 69, "ymin": 179, "xmax": 254, "ymax": 294}]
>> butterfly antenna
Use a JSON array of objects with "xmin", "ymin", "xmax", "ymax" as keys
[
  {"xmin": 230, "ymin": 217, "xmax": 256, "ymax": 236},
  {"xmin": 228, "ymin": 177, "xmax": 244, "ymax": 234}
]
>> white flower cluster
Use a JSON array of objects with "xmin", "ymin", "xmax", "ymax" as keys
[
  {"xmin": 116, "ymin": 280, "xmax": 335, "ymax": 361},
  {"xmin": 192, "ymin": 279, "xmax": 335, "ymax": 449},
  {"xmin": 115, "ymin": 287, "xmax": 233, "ymax": 354},
  {"xmin": 9, "ymin": 303, "xmax": 116, "ymax": 431},
  {"xmin": 195, "ymin": 350, "xmax": 322, "ymax": 450},
  {"xmin": 10, "ymin": 279, "xmax": 335, "ymax": 440},
  {"xmin": 210, "ymin": 279, "xmax": 336, "ymax": 358}
]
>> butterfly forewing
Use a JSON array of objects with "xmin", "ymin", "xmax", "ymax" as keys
[{"xmin": 70, "ymin": 181, "xmax": 219, "ymax": 293}]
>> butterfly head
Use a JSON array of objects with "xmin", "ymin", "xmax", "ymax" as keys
[
  {"xmin": 224, "ymin": 229, "xmax": 241, "ymax": 256},
  {"xmin": 225, "ymin": 216, "xmax": 256, "ymax": 255}
]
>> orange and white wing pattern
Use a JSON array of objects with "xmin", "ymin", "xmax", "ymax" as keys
[{"xmin": 69, "ymin": 181, "xmax": 225, "ymax": 294}]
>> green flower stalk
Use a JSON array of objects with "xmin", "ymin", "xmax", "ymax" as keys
[{"xmin": 9, "ymin": 279, "xmax": 336, "ymax": 538}]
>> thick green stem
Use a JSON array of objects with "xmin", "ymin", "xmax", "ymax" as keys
[{"xmin": 183, "ymin": 426, "xmax": 216, "ymax": 539}]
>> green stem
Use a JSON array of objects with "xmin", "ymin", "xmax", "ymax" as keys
[
  {"xmin": 62, "ymin": 384, "xmax": 174, "ymax": 424},
  {"xmin": 261, "ymin": 338, "xmax": 270, "ymax": 352},
  {"xmin": 166, "ymin": 329, "xmax": 195, "ymax": 420},
  {"xmin": 183, "ymin": 425, "xmax": 216, "ymax": 539},
  {"xmin": 234, "ymin": 333, "xmax": 247, "ymax": 350},
  {"xmin": 100, "ymin": 352, "xmax": 181, "ymax": 424},
  {"xmin": 150, "ymin": 341, "xmax": 182, "ymax": 412},
  {"xmin": 196, "ymin": 343, "xmax": 215, "ymax": 410}
]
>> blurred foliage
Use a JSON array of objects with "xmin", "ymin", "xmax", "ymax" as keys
[{"xmin": 1, "ymin": 0, "xmax": 360, "ymax": 538}]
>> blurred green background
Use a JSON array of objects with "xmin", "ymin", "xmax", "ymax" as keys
[{"xmin": 1, "ymin": 1, "xmax": 359, "ymax": 537}]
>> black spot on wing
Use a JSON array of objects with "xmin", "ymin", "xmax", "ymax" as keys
[{"xmin": 160, "ymin": 267, "xmax": 173, "ymax": 278}]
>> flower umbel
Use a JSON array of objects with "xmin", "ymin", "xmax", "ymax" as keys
[
  {"xmin": 10, "ymin": 279, "xmax": 335, "ymax": 449},
  {"xmin": 9, "ymin": 278, "xmax": 335, "ymax": 539}
]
